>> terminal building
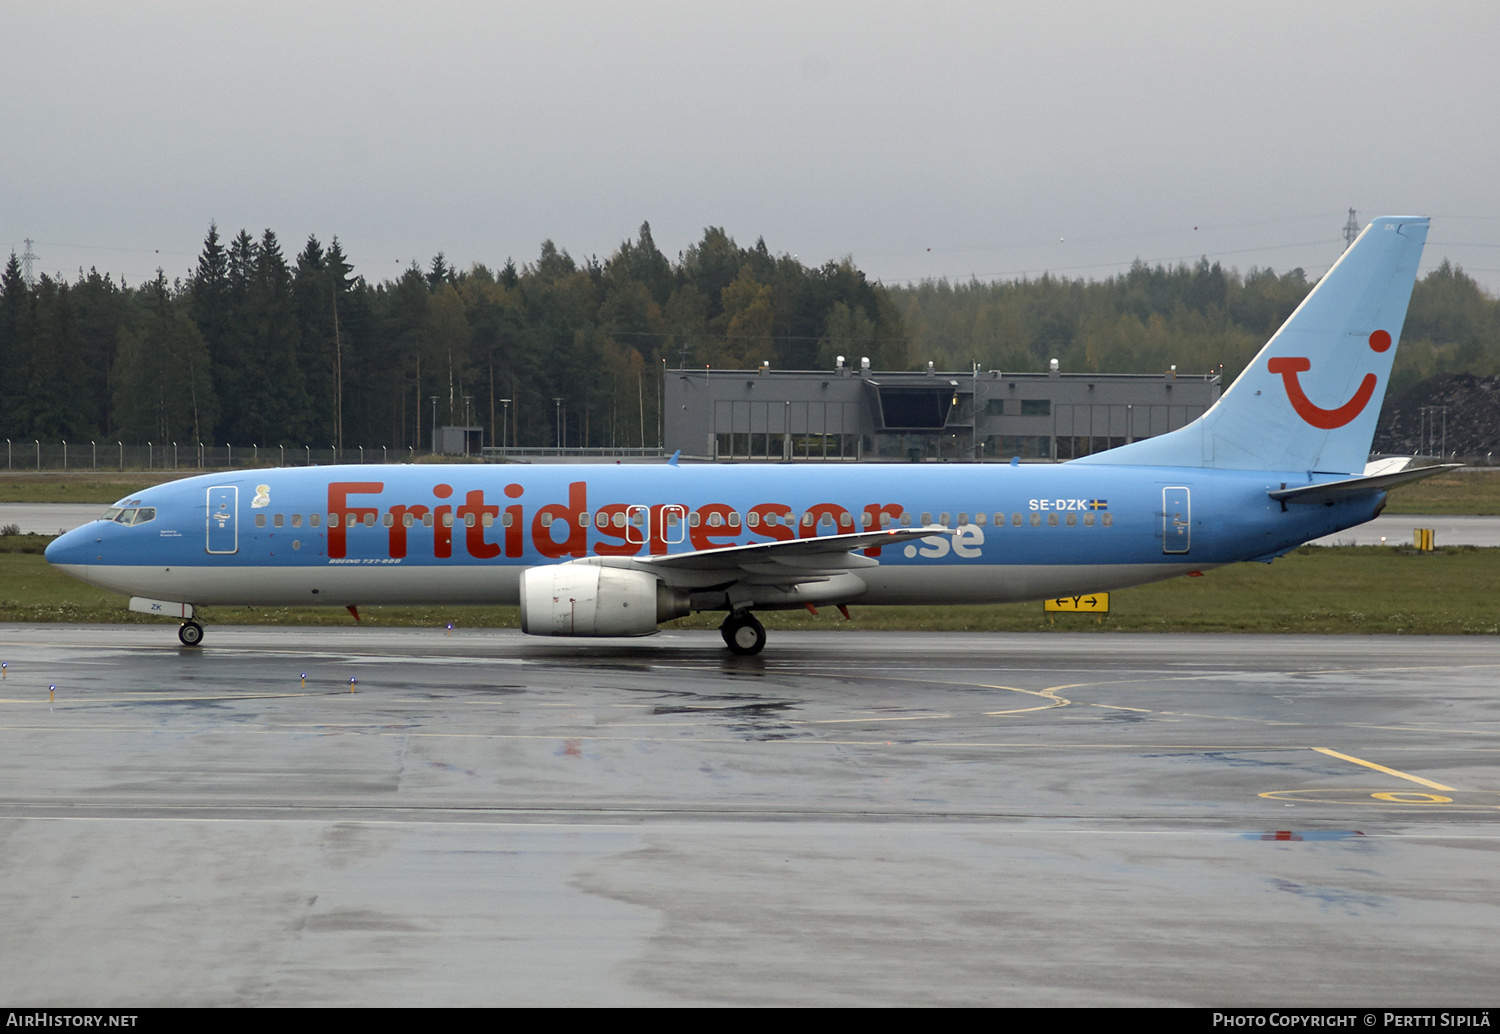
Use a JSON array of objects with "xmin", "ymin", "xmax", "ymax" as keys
[{"xmin": 664, "ymin": 360, "xmax": 1221, "ymax": 462}]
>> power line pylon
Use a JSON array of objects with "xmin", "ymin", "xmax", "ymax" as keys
[
  {"xmin": 21, "ymin": 238, "xmax": 38, "ymax": 286},
  {"xmin": 1343, "ymin": 209, "xmax": 1360, "ymax": 250}
]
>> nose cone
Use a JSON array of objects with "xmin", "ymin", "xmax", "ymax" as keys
[{"xmin": 45, "ymin": 526, "xmax": 93, "ymax": 572}]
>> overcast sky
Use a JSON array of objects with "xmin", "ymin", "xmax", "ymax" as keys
[{"xmin": 6, "ymin": 2, "xmax": 1499, "ymax": 293}]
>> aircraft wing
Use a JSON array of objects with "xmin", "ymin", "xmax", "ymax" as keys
[
  {"xmin": 1267, "ymin": 463, "xmax": 1462, "ymax": 505},
  {"xmin": 637, "ymin": 526, "xmax": 955, "ymax": 577}
]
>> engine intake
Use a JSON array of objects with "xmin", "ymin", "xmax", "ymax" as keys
[{"xmin": 519, "ymin": 564, "xmax": 690, "ymax": 637}]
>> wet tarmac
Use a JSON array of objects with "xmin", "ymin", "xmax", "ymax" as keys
[{"xmin": 1, "ymin": 625, "xmax": 1497, "ymax": 1006}]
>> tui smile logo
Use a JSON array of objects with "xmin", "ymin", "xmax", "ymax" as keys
[{"xmin": 1266, "ymin": 330, "xmax": 1391, "ymax": 429}]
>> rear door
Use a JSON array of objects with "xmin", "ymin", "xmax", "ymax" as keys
[{"xmin": 1162, "ymin": 486, "xmax": 1190, "ymax": 554}]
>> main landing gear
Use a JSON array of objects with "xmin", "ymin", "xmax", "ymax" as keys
[
  {"xmin": 719, "ymin": 611, "xmax": 766, "ymax": 656},
  {"xmin": 178, "ymin": 620, "xmax": 205, "ymax": 647}
]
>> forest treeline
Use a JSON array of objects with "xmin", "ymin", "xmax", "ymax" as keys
[{"xmin": 1, "ymin": 222, "xmax": 1496, "ymax": 449}]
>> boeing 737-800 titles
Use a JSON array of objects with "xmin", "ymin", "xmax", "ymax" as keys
[{"xmin": 46, "ymin": 217, "xmax": 1445, "ymax": 654}]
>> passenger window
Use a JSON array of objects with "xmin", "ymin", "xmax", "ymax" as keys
[
  {"xmin": 482, "ymin": 513, "xmax": 494, "ymax": 528},
  {"xmin": 464, "ymin": 513, "xmax": 476, "ymax": 528},
  {"xmin": 613, "ymin": 512, "xmax": 626, "ymax": 528},
  {"xmin": 974, "ymin": 512, "xmax": 986, "ymax": 526},
  {"xmin": 291, "ymin": 513, "xmax": 302, "ymax": 528},
  {"xmin": 1048, "ymin": 513, "xmax": 1059, "ymax": 527},
  {"xmin": 921, "ymin": 512, "xmax": 932, "ymax": 526},
  {"xmin": 728, "ymin": 512, "xmax": 741, "ymax": 528},
  {"xmin": 502, "ymin": 513, "xmax": 512, "ymax": 528},
  {"xmin": 900, "ymin": 513, "xmax": 911, "ymax": 527},
  {"xmin": 578, "ymin": 512, "xmax": 590, "ymax": 527},
  {"xmin": 1012, "ymin": 513, "xmax": 1022, "ymax": 526},
  {"xmin": 404, "ymin": 513, "xmax": 415, "ymax": 528},
  {"xmin": 1084, "ymin": 513, "xmax": 1095, "ymax": 527},
  {"xmin": 1103, "ymin": 513, "xmax": 1114, "ymax": 527},
  {"xmin": 274, "ymin": 513, "xmax": 284, "ymax": 528},
  {"xmin": 1030, "ymin": 514, "xmax": 1041, "ymax": 527},
  {"xmin": 689, "ymin": 512, "xmax": 701, "ymax": 528},
  {"xmin": 881, "ymin": 512, "xmax": 892, "ymax": 528},
  {"xmin": 424, "ymin": 513, "xmax": 434, "ymax": 528},
  {"xmin": 442, "ymin": 513, "xmax": 454, "ymax": 528},
  {"xmin": 958, "ymin": 512, "xmax": 968, "ymax": 526},
  {"xmin": 747, "ymin": 512, "xmax": 760, "ymax": 527},
  {"xmin": 363, "ymin": 513, "xmax": 376, "ymax": 528},
  {"xmin": 707, "ymin": 512, "xmax": 722, "ymax": 527},
  {"xmin": 310, "ymin": 513, "xmax": 321, "ymax": 528},
  {"xmin": 255, "ymin": 514, "xmax": 266, "ymax": 528},
  {"xmin": 839, "ymin": 513, "xmax": 852, "ymax": 528},
  {"xmin": 1066, "ymin": 513, "xmax": 1076, "ymax": 527},
  {"xmin": 382, "ymin": 513, "xmax": 393, "ymax": 528}
]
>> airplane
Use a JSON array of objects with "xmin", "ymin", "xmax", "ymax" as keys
[{"xmin": 45, "ymin": 216, "xmax": 1448, "ymax": 655}]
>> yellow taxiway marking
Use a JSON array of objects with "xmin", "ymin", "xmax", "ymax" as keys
[{"xmin": 1313, "ymin": 747, "xmax": 1456, "ymax": 791}]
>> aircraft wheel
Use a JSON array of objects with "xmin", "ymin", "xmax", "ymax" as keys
[
  {"xmin": 720, "ymin": 612, "xmax": 766, "ymax": 656},
  {"xmin": 178, "ymin": 621, "xmax": 204, "ymax": 647}
]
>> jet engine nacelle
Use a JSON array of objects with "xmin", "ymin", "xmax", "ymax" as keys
[{"xmin": 519, "ymin": 563, "xmax": 690, "ymax": 637}]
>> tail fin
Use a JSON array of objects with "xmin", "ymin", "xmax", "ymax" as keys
[{"xmin": 1074, "ymin": 216, "xmax": 1429, "ymax": 473}]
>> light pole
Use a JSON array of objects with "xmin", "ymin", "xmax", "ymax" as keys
[
  {"xmin": 430, "ymin": 395, "xmax": 439, "ymax": 455},
  {"xmin": 500, "ymin": 399, "xmax": 511, "ymax": 452},
  {"xmin": 554, "ymin": 397, "xmax": 563, "ymax": 449}
]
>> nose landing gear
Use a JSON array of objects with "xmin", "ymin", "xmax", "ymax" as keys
[{"xmin": 719, "ymin": 611, "xmax": 766, "ymax": 656}]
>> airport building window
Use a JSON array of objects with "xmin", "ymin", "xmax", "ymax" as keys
[{"xmin": 1020, "ymin": 399, "xmax": 1051, "ymax": 416}]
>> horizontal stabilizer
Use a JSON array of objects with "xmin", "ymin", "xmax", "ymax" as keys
[{"xmin": 1267, "ymin": 463, "xmax": 1462, "ymax": 505}]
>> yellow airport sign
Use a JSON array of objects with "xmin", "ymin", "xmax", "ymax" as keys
[{"xmin": 1044, "ymin": 593, "xmax": 1110, "ymax": 613}]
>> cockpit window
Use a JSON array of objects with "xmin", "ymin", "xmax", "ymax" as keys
[{"xmin": 102, "ymin": 507, "xmax": 155, "ymax": 526}]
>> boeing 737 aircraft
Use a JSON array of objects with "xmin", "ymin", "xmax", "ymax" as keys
[{"xmin": 47, "ymin": 217, "xmax": 1444, "ymax": 654}]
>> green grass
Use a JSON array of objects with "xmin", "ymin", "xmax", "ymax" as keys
[
  {"xmin": 5, "ymin": 539, "xmax": 1497, "ymax": 635},
  {"xmin": 1378, "ymin": 469, "xmax": 1500, "ymax": 514}
]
